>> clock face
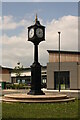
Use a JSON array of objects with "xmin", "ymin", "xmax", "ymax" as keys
[
  {"xmin": 36, "ymin": 28, "xmax": 43, "ymax": 38},
  {"xmin": 29, "ymin": 28, "xmax": 34, "ymax": 38}
]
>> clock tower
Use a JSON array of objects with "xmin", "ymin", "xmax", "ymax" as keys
[
  {"xmin": 27, "ymin": 15, "xmax": 45, "ymax": 95},
  {"xmin": 28, "ymin": 14, "xmax": 45, "ymax": 45}
]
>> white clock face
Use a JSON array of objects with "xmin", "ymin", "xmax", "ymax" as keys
[
  {"xmin": 29, "ymin": 28, "xmax": 34, "ymax": 38},
  {"xmin": 36, "ymin": 28, "xmax": 43, "ymax": 38}
]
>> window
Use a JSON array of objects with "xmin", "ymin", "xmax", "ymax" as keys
[
  {"xmin": 22, "ymin": 80, "xmax": 25, "ymax": 84},
  {"xmin": 54, "ymin": 71, "xmax": 70, "ymax": 90},
  {"xmin": 17, "ymin": 79, "xmax": 20, "ymax": 83}
]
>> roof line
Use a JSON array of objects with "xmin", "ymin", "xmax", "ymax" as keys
[{"xmin": 47, "ymin": 50, "xmax": 80, "ymax": 55}]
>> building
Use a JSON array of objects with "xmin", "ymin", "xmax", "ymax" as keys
[
  {"xmin": 11, "ymin": 68, "xmax": 31, "ymax": 84},
  {"xmin": 0, "ymin": 65, "xmax": 47, "ymax": 88},
  {"xmin": 0, "ymin": 65, "xmax": 47, "ymax": 83},
  {"xmin": 0, "ymin": 66, "xmax": 12, "ymax": 89},
  {"xmin": 47, "ymin": 50, "xmax": 80, "ymax": 90},
  {"xmin": 0, "ymin": 66, "xmax": 12, "ymax": 83},
  {"xmin": 11, "ymin": 66, "xmax": 47, "ymax": 86}
]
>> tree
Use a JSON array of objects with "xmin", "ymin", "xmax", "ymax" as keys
[{"xmin": 13, "ymin": 62, "xmax": 23, "ymax": 83}]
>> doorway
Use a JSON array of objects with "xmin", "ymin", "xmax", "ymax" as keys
[{"xmin": 54, "ymin": 71, "xmax": 70, "ymax": 90}]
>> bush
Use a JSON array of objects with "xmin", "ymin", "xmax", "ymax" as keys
[
  {"xmin": 6, "ymin": 83, "xmax": 31, "ymax": 89},
  {"xmin": 6, "ymin": 84, "xmax": 12, "ymax": 89}
]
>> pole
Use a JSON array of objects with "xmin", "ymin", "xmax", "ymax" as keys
[
  {"xmin": 58, "ymin": 32, "xmax": 61, "ymax": 92},
  {"xmin": 34, "ymin": 44, "xmax": 38, "ymax": 63}
]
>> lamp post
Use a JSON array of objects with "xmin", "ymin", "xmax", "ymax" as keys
[{"xmin": 58, "ymin": 32, "xmax": 61, "ymax": 92}]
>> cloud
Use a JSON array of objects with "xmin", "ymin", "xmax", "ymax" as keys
[
  {"xmin": 46, "ymin": 15, "xmax": 78, "ymax": 50},
  {"xmin": 0, "ymin": 16, "xmax": 2, "ymax": 30},
  {"xmin": 2, "ymin": 15, "xmax": 78, "ymax": 68},
  {"xmin": 2, "ymin": 15, "xmax": 32, "ymax": 30},
  {"xmin": 2, "ymin": 30, "xmax": 33, "ymax": 67}
]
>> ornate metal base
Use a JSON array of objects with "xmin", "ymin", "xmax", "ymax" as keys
[
  {"xmin": 27, "ymin": 62, "xmax": 45, "ymax": 95},
  {"xmin": 27, "ymin": 90, "xmax": 45, "ymax": 95}
]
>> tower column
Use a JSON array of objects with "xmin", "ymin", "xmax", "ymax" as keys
[{"xmin": 34, "ymin": 44, "xmax": 38, "ymax": 63}]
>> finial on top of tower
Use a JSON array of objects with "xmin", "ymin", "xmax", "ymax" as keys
[
  {"xmin": 35, "ymin": 14, "xmax": 40, "ymax": 25},
  {"xmin": 35, "ymin": 14, "xmax": 38, "ymax": 23}
]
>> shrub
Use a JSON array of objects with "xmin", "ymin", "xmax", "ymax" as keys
[{"xmin": 6, "ymin": 83, "xmax": 31, "ymax": 89}]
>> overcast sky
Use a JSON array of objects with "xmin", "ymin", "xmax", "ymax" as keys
[{"xmin": 0, "ymin": 2, "xmax": 78, "ymax": 68}]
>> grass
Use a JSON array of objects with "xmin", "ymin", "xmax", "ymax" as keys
[{"xmin": 2, "ymin": 100, "xmax": 80, "ymax": 120}]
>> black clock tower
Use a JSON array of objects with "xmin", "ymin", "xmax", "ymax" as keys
[{"xmin": 27, "ymin": 15, "xmax": 45, "ymax": 95}]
